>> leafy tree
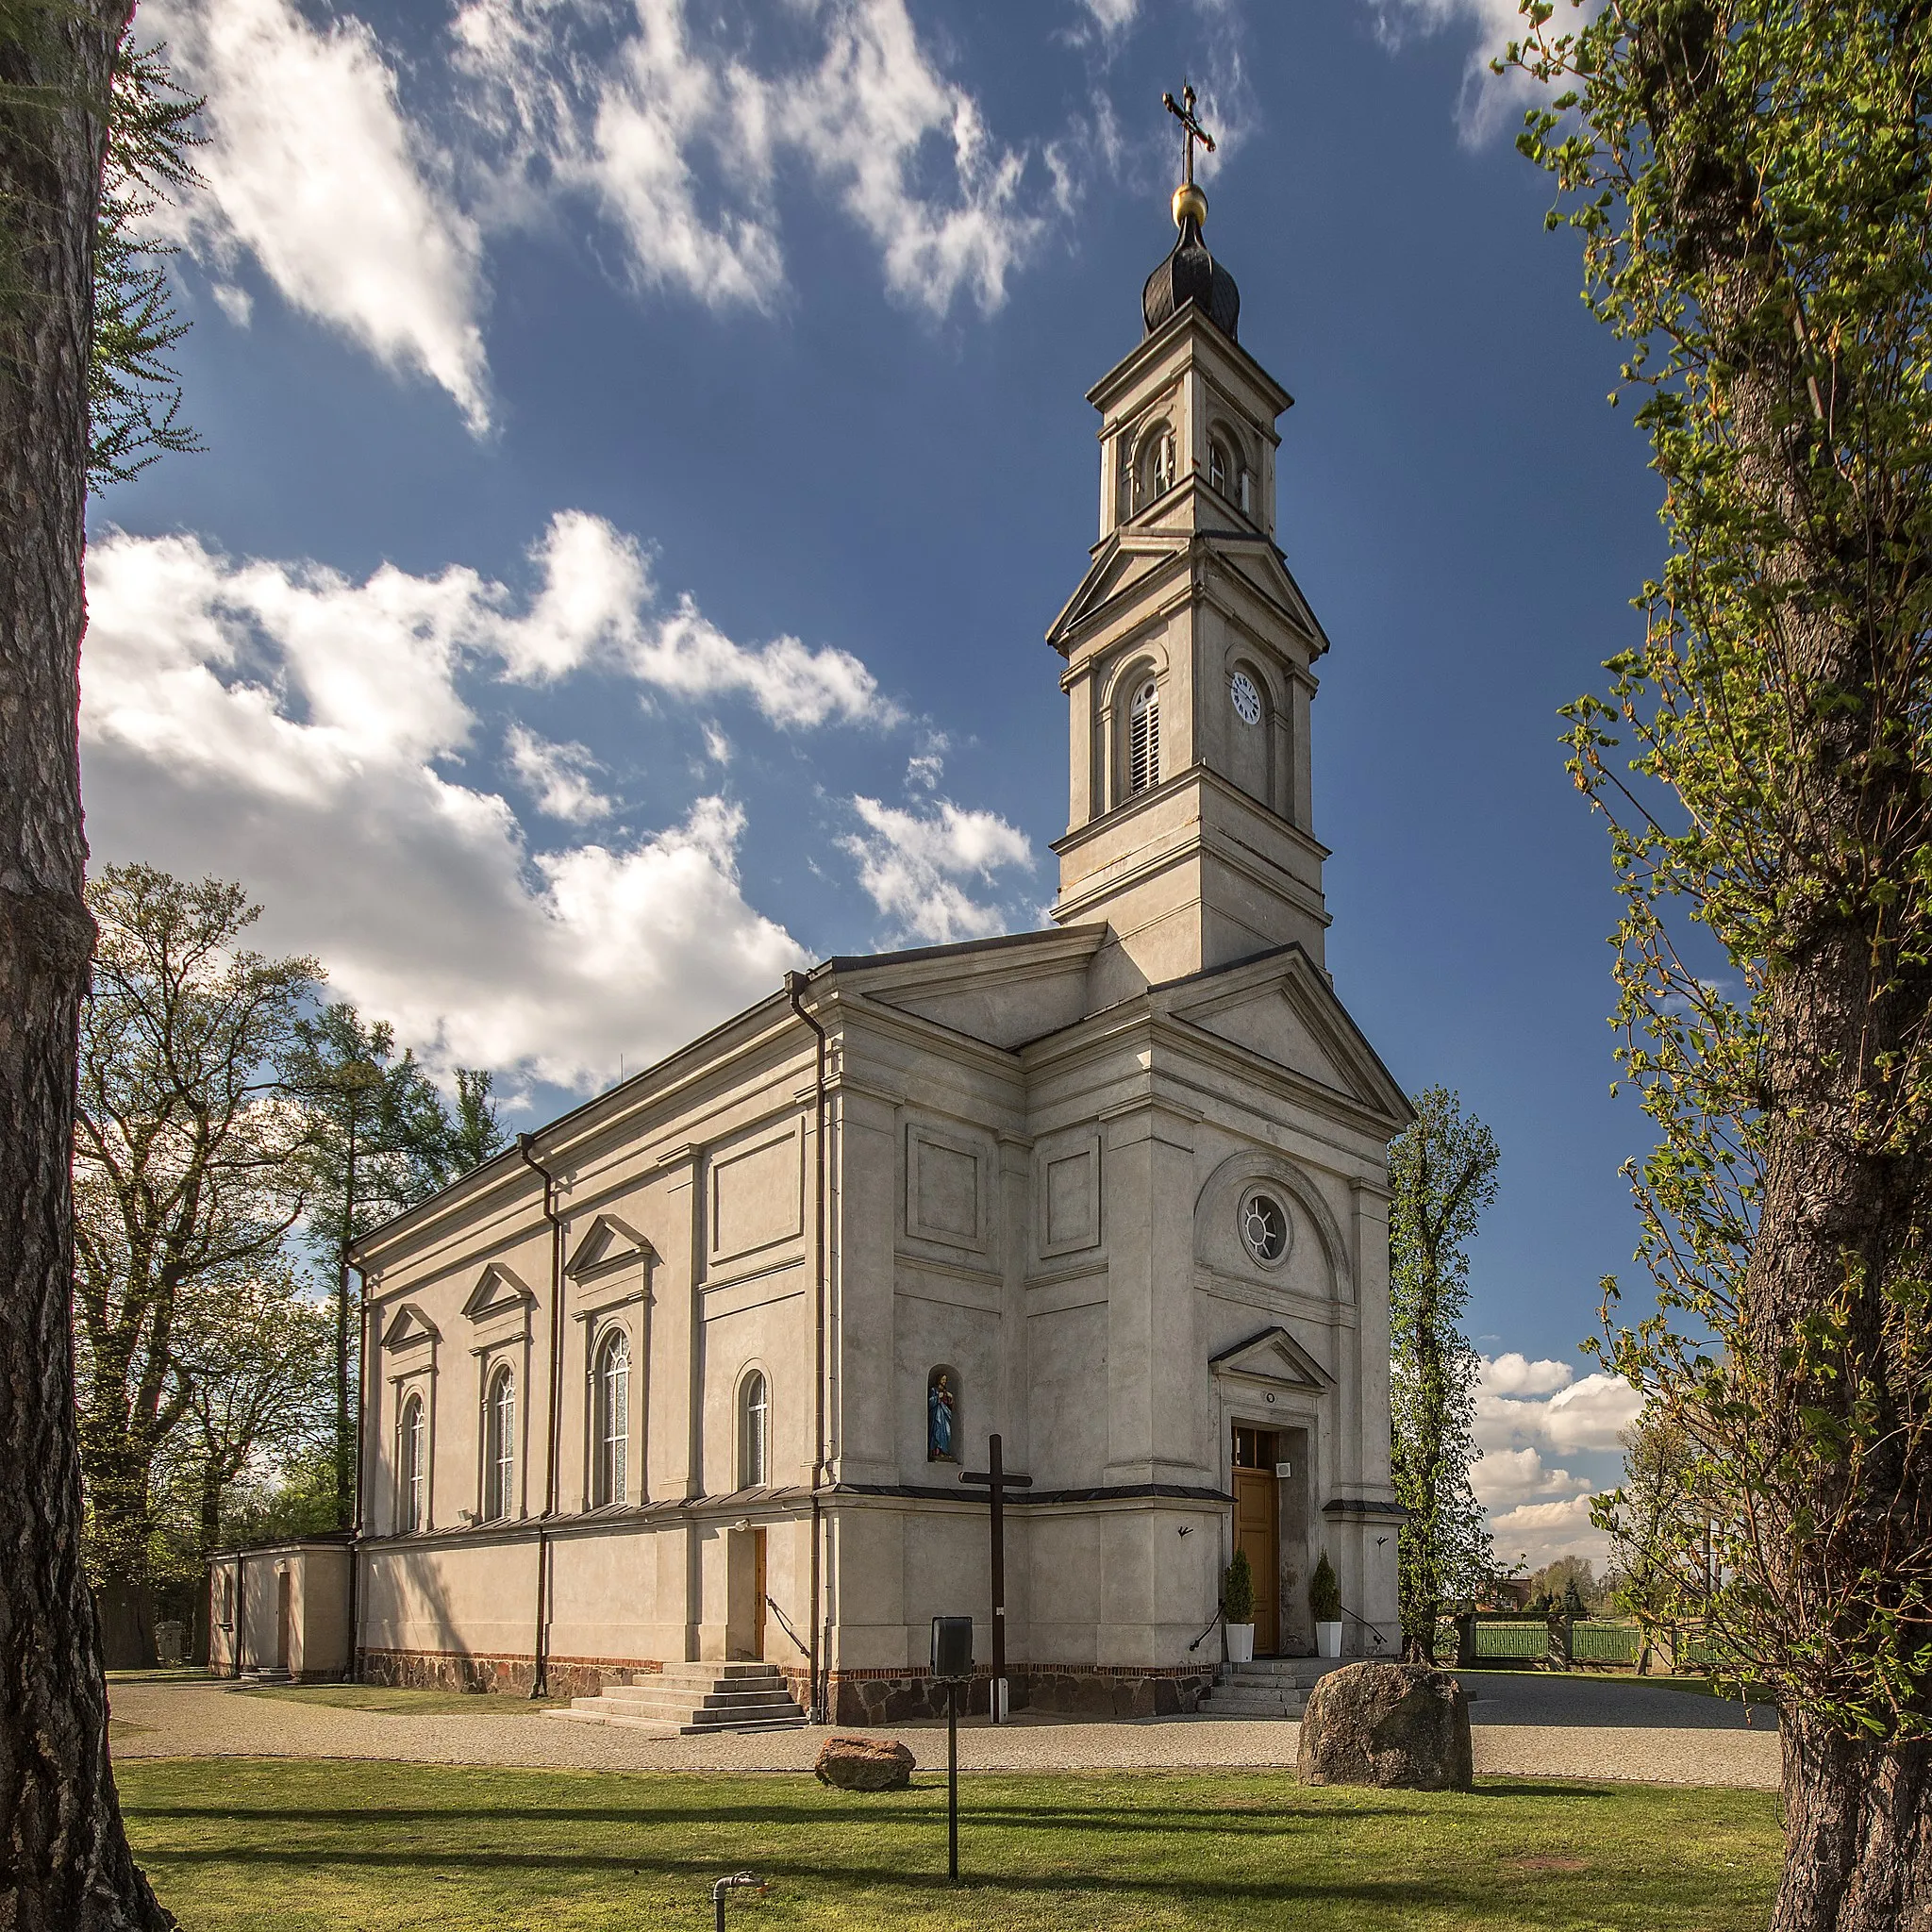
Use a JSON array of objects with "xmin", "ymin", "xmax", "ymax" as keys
[
  {"xmin": 1510, "ymin": 0, "xmax": 1932, "ymax": 1917},
  {"xmin": 72, "ymin": 865, "xmax": 317, "ymax": 1663},
  {"xmin": 1525, "ymin": 1554, "xmax": 1610, "ymax": 1616},
  {"xmin": 282, "ymin": 1007, "xmax": 503, "ymax": 1526},
  {"xmin": 1598, "ymin": 1409, "xmax": 1704, "ymax": 1673},
  {"xmin": 1389, "ymin": 1086, "xmax": 1500, "ymax": 1660},
  {"xmin": 171, "ymin": 1264, "xmax": 332, "ymax": 1579},
  {"xmin": 2, "ymin": 0, "xmax": 182, "ymax": 1918}
]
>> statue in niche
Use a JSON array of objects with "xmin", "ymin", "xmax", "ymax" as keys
[{"xmin": 927, "ymin": 1369, "xmax": 957, "ymax": 1463}]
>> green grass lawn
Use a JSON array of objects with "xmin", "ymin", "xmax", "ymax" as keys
[
  {"xmin": 118, "ymin": 1757, "xmax": 1780, "ymax": 1931},
  {"xmin": 231, "ymin": 1683, "xmax": 570, "ymax": 1718},
  {"xmin": 1455, "ymin": 1668, "xmax": 1777, "ymax": 1706}
]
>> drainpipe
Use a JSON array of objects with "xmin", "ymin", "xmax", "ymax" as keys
[
  {"xmin": 785, "ymin": 972, "xmax": 828, "ymax": 1724},
  {"xmin": 519, "ymin": 1132, "xmax": 568, "ymax": 1698},
  {"xmin": 345, "ymin": 1276, "xmax": 371, "ymax": 1682}
]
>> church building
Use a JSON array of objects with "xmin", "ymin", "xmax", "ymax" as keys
[{"xmin": 213, "ymin": 153, "xmax": 1410, "ymax": 1723}]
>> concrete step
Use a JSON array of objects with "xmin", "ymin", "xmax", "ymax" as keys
[
  {"xmin": 1201, "ymin": 1693, "xmax": 1307, "ymax": 1719},
  {"xmin": 556, "ymin": 1664, "xmax": 806, "ymax": 1736}
]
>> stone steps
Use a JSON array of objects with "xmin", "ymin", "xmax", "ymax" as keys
[
  {"xmin": 1197, "ymin": 1657, "xmax": 1346, "ymax": 1721},
  {"xmin": 543, "ymin": 1663, "xmax": 806, "ymax": 1737}
]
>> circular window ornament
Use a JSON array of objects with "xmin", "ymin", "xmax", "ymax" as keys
[
  {"xmin": 1238, "ymin": 1189, "xmax": 1290, "ymax": 1267},
  {"xmin": 1229, "ymin": 671, "xmax": 1262, "ymax": 726}
]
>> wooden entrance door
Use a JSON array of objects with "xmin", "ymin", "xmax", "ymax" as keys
[
  {"xmin": 752, "ymin": 1529, "xmax": 768, "ymax": 1662},
  {"xmin": 1232, "ymin": 1470, "xmax": 1280, "ymax": 1656}
]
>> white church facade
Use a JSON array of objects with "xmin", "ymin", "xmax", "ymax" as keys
[{"xmin": 213, "ymin": 175, "xmax": 1410, "ymax": 1720}]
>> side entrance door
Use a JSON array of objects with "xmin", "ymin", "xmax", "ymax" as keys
[{"xmin": 752, "ymin": 1528, "xmax": 767, "ymax": 1662}]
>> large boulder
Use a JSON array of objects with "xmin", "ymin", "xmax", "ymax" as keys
[
  {"xmin": 812, "ymin": 1735, "xmax": 915, "ymax": 1791},
  {"xmin": 1296, "ymin": 1660, "xmax": 1473, "ymax": 1791}
]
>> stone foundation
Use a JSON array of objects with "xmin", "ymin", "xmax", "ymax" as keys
[
  {"xmin": 360, "ymin": 1648, "xmax": 663, "ymax": 1700},
  {"xmin": 828, "ymin": 1664, "xmax": 1210, "ymax": 1724}
]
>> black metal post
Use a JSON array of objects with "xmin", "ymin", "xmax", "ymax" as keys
[{"xmin": 947, "ymin": 1680, "xmax": 959, "ymax": 1884}]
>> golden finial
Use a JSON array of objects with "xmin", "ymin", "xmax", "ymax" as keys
[{"xmin": 1161, "ymin": 81, "xmax": 1216, "ymax": 229}]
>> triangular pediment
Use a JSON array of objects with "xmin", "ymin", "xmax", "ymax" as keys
[
  {"xmin": 1046, "ymin": 525, "xmax": 1331, "ymax": 661},
  {"xmin": 1165, "ymin": 947, "xmax": 1410, "ymax": 1129},
  {"xmin": 565, "ymin": 1213, "xmax": 653, "ymax": 1280},
  {"xmin": 1210, "ymin": 1324, "xmax": 1335, "ymax": 1390},
  {"xmin": 826, "ymin": 926, "xmax": 1106, "ymax": 1052},
  {"xmin": 1046, "ymin": 532, "xmax": 1184, "ymax": 652},
  {"xmin": 382, "ymin": 1302, "xmax": 440, "ymax": 1350},
  {"xmin": 462, "ymin": 1262, "xmax": 534, "ymax": 1323}
]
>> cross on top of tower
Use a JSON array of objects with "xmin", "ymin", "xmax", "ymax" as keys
[{"xmin": 1161, "ymin": 82, "xmax": 1216, "ymax": 187}]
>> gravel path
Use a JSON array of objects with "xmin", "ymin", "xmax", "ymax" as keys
[{"xmin": 109, "ymin": 1677, "xmax": 1780, "ymax": 1790}]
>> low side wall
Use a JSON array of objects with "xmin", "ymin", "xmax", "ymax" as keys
[{"xmin": 829, "ymin": 1663, "xmax": 1212, "ymax": 1725}]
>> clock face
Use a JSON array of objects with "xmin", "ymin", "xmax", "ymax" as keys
[{"xmin": 1229, "ymin": 671, "xmax": 1262, "ymax": 726}]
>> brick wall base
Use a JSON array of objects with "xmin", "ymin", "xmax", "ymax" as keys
[
  {"xmin": 360, "ymin": 1648, "xmax": 662, "ymax": 1701},
  {"xmin": 827, "ymin": 1663, "xmax": 1211, "ymax": 1724},
  {"xmin": 358, "ymin": 1648, "xmax": 1211, "ymax": 1721}
]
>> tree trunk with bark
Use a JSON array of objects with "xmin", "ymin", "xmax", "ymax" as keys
[{"xmin": 0, "ymin": 1, "xmax": 174, "ymax": 1924}]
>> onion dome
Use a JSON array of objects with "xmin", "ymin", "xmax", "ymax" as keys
[{"xmin": 1141, "ymin": 181, "xmax": 1240, "ymax": 341}]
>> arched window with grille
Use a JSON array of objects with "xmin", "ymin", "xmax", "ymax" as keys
[
  {"xmin": 483, "ymin": 1365, "xmax": 516, "ymax": 1522},
  {"xmin": 1128, "ymin": 679, "xmax": 1160, "ymax": 797},
  {"xmin": 592, "ymin": 1329, "xmax": 630, "ymax": 1507},
  {"xmin": 739, "ymin": 1370, "xmax": 769, "ymax": 1489},
  {"xmin": 400, "ymin": 1392, "xmax": 426, "ymax": 1532}
]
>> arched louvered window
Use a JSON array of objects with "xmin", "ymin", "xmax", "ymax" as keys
[
  {"xmin": 483, "ymin": 1365, "xmax": 516, "ymax": 1522},
  {"xmin": 592, "ymin": 1329, "xmax": 630, "ymax": 1507},
  {"xmin": 400, "ymin": 1393, "xmax": 426, "ymax": 1533},
  {"xmin": 1208, "ymin": 439, "xmax": 1230, "ymax": 497},
  {"xmin": 1129, "ymin": 679, "xmax": 1160, "ymax": 797},
  {"xmin": 740, "ymin": 1371, "xmax": 769, "ymax": 1489},
  {"xmin": 1148, "ymin": 429, "xmax": 1175, "ymax": 498}
]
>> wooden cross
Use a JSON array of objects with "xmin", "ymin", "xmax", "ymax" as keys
[
  {"xmin": 959, "ymin": 1432, "xmax": 1032, "ymax": 1724},
  {"xmin": 1162, "ymin": 81, "xmax": 1216, "ymax": 186}
]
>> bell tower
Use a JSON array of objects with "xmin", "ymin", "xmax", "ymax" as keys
[{"xmin": 1048, "ymin": 125, "xmax": 1335, "ymax": 1006}]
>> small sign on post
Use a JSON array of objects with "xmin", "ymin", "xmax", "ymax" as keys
[{"xmin": 930, "ymin": 1615, "xmax": 973, "ymax": 1885}]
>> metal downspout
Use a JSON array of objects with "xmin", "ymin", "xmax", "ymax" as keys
[
  {"xmin": 785, "ymin": 972, "xmax": 829, "ymax": 1724},
  {"xmin": 519, "ymin": 1132, "xmax": 567, "ymax": 1698},
  {"xmin": 346, "ymin": 1280, "xmax": 371, "ymax": 1682}
]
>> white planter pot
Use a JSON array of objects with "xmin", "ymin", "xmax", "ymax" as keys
[
  {"xmin": 1315, "ymin": 1620, "xmax": 1343, "ymax": 1658},
  {"xmin": 1225, "ymin": 1623, "xmax": 1256, "ymax": 1664}
]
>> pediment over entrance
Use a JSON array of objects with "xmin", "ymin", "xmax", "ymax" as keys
[
  {"xmin": 1209, "ymin": 1324, "xmax": 1336, "ymax": 1391},
  {"xmin": 382, "ymin": 1302, "xmax": 439, "ymax": 1351},
  {"xmin": 565, "ymin": 1213, "xmax": 654, "ymax": 1281},
  {"xmin": 461, "ymin": 1262, "xmax": 534, "ymax": 1324}
]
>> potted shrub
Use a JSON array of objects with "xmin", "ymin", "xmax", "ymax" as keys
[
  {"xmin": 1310, "ymin": 1552, "xmax": 1343, "ymax": 1657},
  {"xmin": 1223, "ymin": 1551, "xmax": 1257, "ymax": 1664}
]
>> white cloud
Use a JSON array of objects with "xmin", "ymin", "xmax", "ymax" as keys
[
  {"xmin": 1482, "ymin": 1351, "xmax": 1575, "ymax": 1398},
  {"xmin": 80, "ymin": 525, "xmax": 820, "ymax": 1090},
  {"xmin": 703, "ymin": 724, "xmax": 733, "ymax": 766},
  {"xmin": 1364, "ymin": 0, "xmax": 1584, "ymax": 145},
  {"xmin": 507, "ymin": 724, "xmax": 615, "ymax": 823},
  {"xmin": 142, "ymin": 0, "xmax": 492, "ymax": 429},
  {"xmin": 1472, "ymin": 1443, "xmax": 1592, "ymax": 1512},
  {"xmin": 1489, "ymin": 1494, "xmax": 1607, "ymax": 1573},
  {"xmin": 1469, "ymin": 1352, "xmax": 1638, "ymax": 1568},
  {"xmin": 632, "ymin": 594, "xmax": 899, "ymax": 730},
  {"xmin": 842, "ymin": 795, "xmax": 1034, "ymax": 944},
  {"xmin": 454, "ymin": 0, "xmax": 1046, "ymax": 317},
  {"xmin": 1475, "ymin": 1354, "xmax": 1642, "ymax": 1457},
  {"xmin": 1079, "ymin": 0, "xmax": 1141, "ymax": 30}
]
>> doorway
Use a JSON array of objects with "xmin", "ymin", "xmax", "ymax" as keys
[
  {"xmin": 726, "ymin": 1525, "xmax": 768, "ymax": 1661},
  {"xmin": 275, "ymin": 1569, "xmax": 292, "ymax": 1672},
  {"xmin": 1231, "ymin": 1425, "xmax": 1280, "ymax": 1655}
]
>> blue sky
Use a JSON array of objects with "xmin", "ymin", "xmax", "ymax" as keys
[{"xmin": 88, "ymin": 0, "xmax": 1652, "ymax": 1565}]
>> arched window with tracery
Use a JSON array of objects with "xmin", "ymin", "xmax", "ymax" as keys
[
  {"xmin": 739, "ymin": 1370, "xmax": 769, "ymax": 1489},
  {"xmin": 592, "ymin": 1328, "xmax": 630, "ymax": 1507},
  {"xmin": 483, "ymin": 1365, "xmax": 515, "ymax": 1522},
  {"xmin": 1129, "ymin": 678, "xmax": 1160, "ymax": 797},
  {"xmin": 400, "ymin": 1392, "xmax": 426, "ymax": 1532}
]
